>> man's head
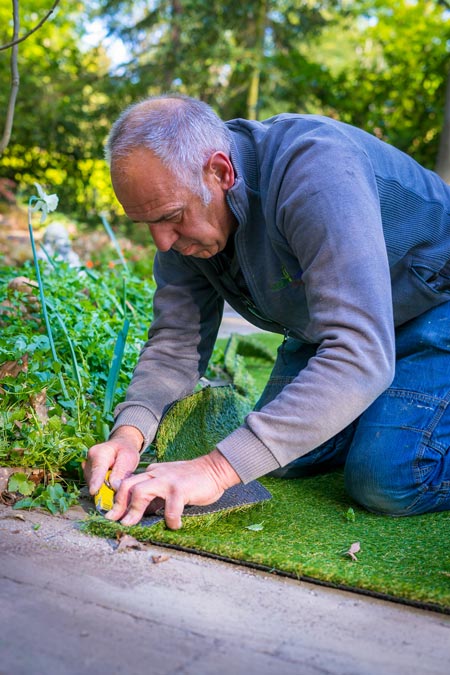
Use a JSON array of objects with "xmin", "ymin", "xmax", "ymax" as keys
[{"xmin": 107, "ymin": 95, "xmax": 237, "ymax": 258}]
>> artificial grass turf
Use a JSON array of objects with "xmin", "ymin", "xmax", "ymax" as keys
[
  {"xmin": 87, "ymin": 472, "xmax": 450, "ymax": 612},
  {"xmin": 86, "ymin": 333, "xmax": 450, "ymax": 613}
]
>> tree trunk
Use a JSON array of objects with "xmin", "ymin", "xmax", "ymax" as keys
[
  {"xmin": 246, "ymin": 0, "xmax": 267, "ymax": 121},
  {"xmin": 0, "ymin": 0, "xmax": 20, "ymax": 155},
  {"xmin": 162, "ymin": 0, "xmax": 182, "ymax": 91}
]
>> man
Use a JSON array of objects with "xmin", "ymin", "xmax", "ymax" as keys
[{"xmin": 84, "ymin": 94, "xmax": 450, "ymax": 529}]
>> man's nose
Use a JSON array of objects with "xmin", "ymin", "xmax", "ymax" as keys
[{"xmin": 149, "ymin": 227, "xmax": 178, "ymax": 252}]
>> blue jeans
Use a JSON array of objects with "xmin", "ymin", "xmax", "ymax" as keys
[{"xmin": 255, "ymin": 301, "xmax": 450, "ymax": 516}]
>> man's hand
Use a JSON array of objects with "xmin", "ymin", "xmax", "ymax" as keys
[
  {"xmin": 105, "ymin": 449, "xmax": 241, "ymax": 530},
  {"xmin": 83, "ymin": 426, "xmax": 144, "ymax": 495}
]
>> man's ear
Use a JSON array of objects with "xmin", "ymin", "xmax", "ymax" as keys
[{"xmin": 204, "ymin": 152, "xmax": 235, "ymax": 190}]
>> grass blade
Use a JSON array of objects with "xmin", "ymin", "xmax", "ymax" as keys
[
  {"xmin": 100, "ymin": 214, "xmax": 129, "ymax": 272},
  {"xmin": 102, "ymin": 317, "xmax": 130, "ymax": 439},
  {"xmin": 28, "ymin": 209, "xmax": 69, "ymax": 399},
  {"xmin": 44, "ymin": 298, "xmax": 83, "ymax": 389}
]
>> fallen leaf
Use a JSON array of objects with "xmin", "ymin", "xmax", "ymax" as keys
[
  {"xmin": 116, "ymin": 534, "xmax": 146, "ymax": 552},
  {"xmin": 28, "ymin": 469, "xmax": 45, "ymax": 486},
  {"xmin": 345, "ymin": 507, "xmax": 356, "ymax": 522},
  {"xmin": 0, "ymin": 353, "xmax": 28, "ymax": 379},
  {"xmin": 0, "ymin": 492, "xmax": 20, "ymax": 506},
  {"xmin": 245, "ymin": 522, "xmax": 264, "ymax": 531},
  {"xmin": 152, "ymin": 554, "xmax": 170, "ymax": 564},
  {"xmin": 31, "ymin": 389, "xmax": 49, "ymax": 425},
  {"xmin": 343, "ymin": 541, "xmax": 361, "ymax": 562}
]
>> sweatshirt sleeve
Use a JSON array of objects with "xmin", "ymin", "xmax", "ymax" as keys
[
  {"xmin": 111, "ymin": 250, "xmax": 223, "ymax": 449},
  {"xmin": 218, "ymin": 124, "xmax": 396, "ymax": 482}
]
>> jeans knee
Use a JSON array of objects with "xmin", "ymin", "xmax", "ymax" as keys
[{"xmin": 344, "ymin": 448, "xmax": 419, "ymax": 516}]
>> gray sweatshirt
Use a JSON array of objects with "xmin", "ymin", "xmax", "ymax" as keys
[{"xmin": 112, "ymin": 114, "xmax": 450, "ymax": 482}]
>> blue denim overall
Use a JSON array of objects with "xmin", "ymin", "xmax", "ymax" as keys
[{"xmin": 255, "ymin": 301, "xmax": 450, "ymax": 516}]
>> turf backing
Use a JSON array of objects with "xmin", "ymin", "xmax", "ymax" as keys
[{"xmin": 86, "ymin": 334, "xmax": 450, "ymax": 613}]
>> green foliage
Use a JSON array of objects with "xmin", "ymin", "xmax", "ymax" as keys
[
  {"xmin": 14, "ymin": 482, "xmax": 80, "ymax": 514},
  {"xmin": 0, "ymin": 0, "xmax": 118, "ymax": 219},
  {"xmin": 1, "ymin": 0, "xmax": 448, "ymax": 226},
  {"xmin": 0, "ymin": 256, "xmax": 155, "ymax": 477},
  {"xmin": 317, "ymin": 0, "xmax": 450, "ymax": 168},
  {"xmin": 8, "ymin": 472, "xmax": 35, "ymax": 496}
]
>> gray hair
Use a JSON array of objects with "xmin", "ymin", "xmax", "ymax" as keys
[{"xmin": 106, "ymin": 94, "xmax": 231, "ymax": 204}]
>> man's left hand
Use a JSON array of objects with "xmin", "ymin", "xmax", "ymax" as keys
[{"xmin": 104, "ymin": 449, "xmax": 241, "ymax": 529}]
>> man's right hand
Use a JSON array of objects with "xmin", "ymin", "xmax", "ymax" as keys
[{"xmin": 83, "ymin": 425, "xmax": 144, "ymax": 495}]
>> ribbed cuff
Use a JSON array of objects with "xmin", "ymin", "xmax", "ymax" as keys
[
  {"xmin": 110, "ymin": 406, "xmax": 159, "ymax": 452},
  {"xmin": 216, "ymin": 425, "xmax": 280, "ymax": 484}
]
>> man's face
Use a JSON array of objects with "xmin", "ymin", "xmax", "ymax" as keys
[{"xmin": 111, "ymin": 148, "xmax": 236, "ymax": 259}]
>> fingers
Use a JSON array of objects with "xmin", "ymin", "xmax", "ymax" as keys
[
  {"xmin": 105, "ymin": 473, "xmax": 185, "ymax": 530},
  {"xmin": 84, "ymin": 443, "xmax": 115, "ymax": 495},
  {"xmin": 163, "ymin": 488, "xmax": 185, "ymax": 530},
  {"xmin": 102, "ymin": 455, "xmax": 228, "ymax": 529},
  {"xmin": 108, "ymin": 448, "xmax": 140, "ymax": 490},
  {"xmin": 84, "ymin": 437, "xmax": 141, "ymax": 495},
  {"xmin": 105, "ymin": 473, "xmax": 149, "ymax": 522}
]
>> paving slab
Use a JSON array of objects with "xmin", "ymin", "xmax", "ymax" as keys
[{"xmin": 1, "ymin": 504, "xmax": 449, "ymax": 675}]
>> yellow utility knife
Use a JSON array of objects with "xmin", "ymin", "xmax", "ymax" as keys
[{"xmin": 94, "ymin": 470, "xmax": 115, "ymax": 513}]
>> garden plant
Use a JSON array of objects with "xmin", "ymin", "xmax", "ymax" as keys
[{"xmin": 0, "ymin": 185, "xmax": 156, "ymax": 509}]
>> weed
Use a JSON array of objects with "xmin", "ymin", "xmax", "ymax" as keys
[
  {"xmin": 0, "ymin": 186, "xmax": 155, "ymax": 481},
  {"xmin": 13, "ymin": 482, "xmax": 80, "ymax": 515}
]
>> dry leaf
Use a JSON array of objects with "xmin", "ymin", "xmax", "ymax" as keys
[
  {"xmin": 0, "ymin": 353, "xmax": 28, "ymax": 379},
  {"xmin": 344, "ymin": 541, "xmax": 361, "ymax": 562},
  {"xmin": 152, "ymin": 554, "xmax": 170, "ymax": 564},
  {"xmin": 28, "ymin": 469, "xmax": 45, "ymax": 486},
  {"xmin": 116, "ymin": 533, "xmax": 146, "ymax": 552},
  {"xmin": 0, "ymin": 491, "xmax": 18, "ymax": 506},
  {"xmin": 31, "ymin": 389, "xmax": 48, "ymax": 425}
]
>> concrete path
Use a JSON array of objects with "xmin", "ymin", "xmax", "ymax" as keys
[
  {"xmin": 1, "ymin": 505, "xmax": 449, "ymax": 675},
  {"xmin": 219, "ymin": 302, "xmax": 270, "ymax": 338}
]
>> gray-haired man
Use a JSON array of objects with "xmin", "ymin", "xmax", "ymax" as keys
[{"xmin": 84, "ymin": 94, "xmax": 450, "ymax": 528}]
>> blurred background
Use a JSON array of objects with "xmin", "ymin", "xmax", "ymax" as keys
[{"xmin": 1, "ymin": 0, "xmax": 449, "ymax": 269}]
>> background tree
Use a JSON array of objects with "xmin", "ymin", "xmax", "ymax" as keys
[
  {"xmin": 1, "ymin": 0, "xmax": 449, "ymax": 225},
  {"xmin": 0, "ymin": 0, "xmax": 117, "ymax": 218},
  {"xmin": 314, "ymin": 0, "xmax": 450, "ymax": 170}
]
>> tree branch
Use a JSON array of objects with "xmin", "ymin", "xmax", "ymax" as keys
[
  {"xmin": 0, "ymin": 0, "xmax": 61, "ymax": 52},
  {"xmin": 0, "ymin": 0, "xmax": 20, "ymax": 154}
]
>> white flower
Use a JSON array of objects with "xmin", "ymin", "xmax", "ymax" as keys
[{"xmin": 34, "ymin": 182, "xmax": 59, "ymax": 212}]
